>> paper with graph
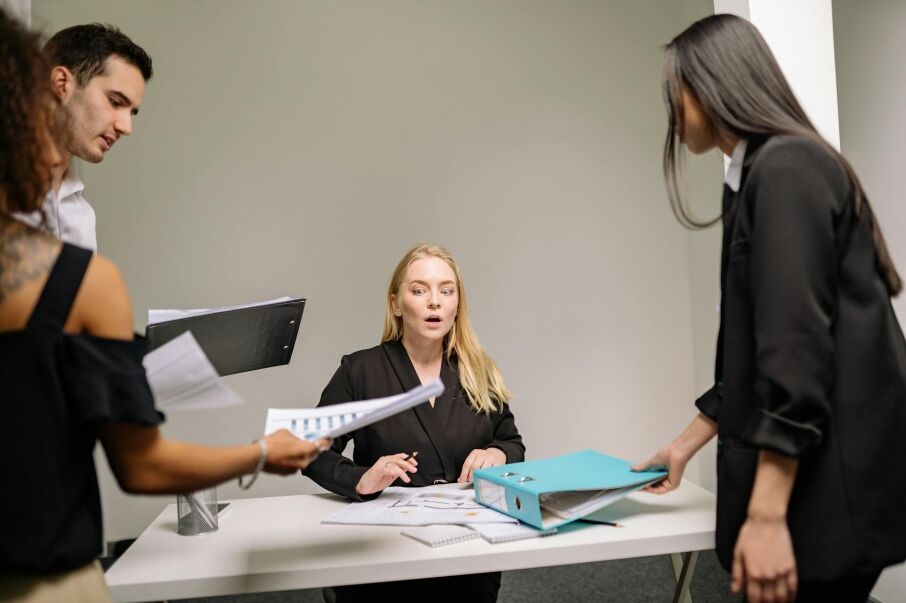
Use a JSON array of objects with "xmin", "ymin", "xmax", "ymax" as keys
[
  {"xmin": 322, "ymin": 483, "xmax": 519, "ymax": 526},
  {"xmin": 264, "ymin": 379, "xmax": 443, "ymax": 441}
]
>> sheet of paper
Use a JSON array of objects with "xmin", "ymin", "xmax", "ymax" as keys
[
  {"xmin": 540, "ymin": 482, "xmax": 653, "ymax": 520},
  {"xmin": 148, "ymin": 296, "xmax": 295, "ymax": 325},
  {"xmin": 264, "ymin": 379, "xmax": 443, "ymax": 441},
  {"xmin": 322, "ymin": 483, "xmax": 519, "ymax": 526},
  {"xmin": 142, "ymin": 331, "xmax": 242, "ymax": 409}
]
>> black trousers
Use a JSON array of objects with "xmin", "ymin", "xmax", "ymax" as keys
[{"xmin": 332, "ymin": 572, "xmax": 501, "ymax": 603}]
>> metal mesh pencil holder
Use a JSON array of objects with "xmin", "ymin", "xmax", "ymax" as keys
[{"xmin": 177, "ymin": 488, "xmax": 219, "ymax": 536}]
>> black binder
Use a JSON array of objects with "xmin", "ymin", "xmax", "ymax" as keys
[{"xmin": 145, "ymin": 298, "xmax": 305, "ymax": 376}]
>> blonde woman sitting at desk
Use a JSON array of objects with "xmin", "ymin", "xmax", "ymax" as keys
[{"xmin": 304, "ymin": 243, "xmax": 524, "ymax": 602}]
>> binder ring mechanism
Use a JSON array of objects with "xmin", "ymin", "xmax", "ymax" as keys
[
  {"xmin": 500, "ymin": 472, "xmax": 534, "ymax": 512},
  {"xmin": 284, "ymin": 319, "xmax": 297, "ymax": 350}
]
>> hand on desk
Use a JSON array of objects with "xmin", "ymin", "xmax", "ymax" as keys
[
  {"xmin": 458, "ymin": 447, "xmax": 506, "ymax": 483},
  {"xmin": 356, "ymin": 452, "xmax": 419, "ymax": 495},
  {"xmin": 263, "ymin": 430, "xmax": 330, "ymax": 475},
  {"xmin": 631, "ymin": 445, "xmax": 688, "ymax": 494}
]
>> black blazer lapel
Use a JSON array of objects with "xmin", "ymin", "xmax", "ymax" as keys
[
  {"xmin": 433, "ymin": 359, "xmax": 459, "ymax": 432},
  {"xmin": 381, "ymin": 340, "xmax": 457, "ymax": 481}
]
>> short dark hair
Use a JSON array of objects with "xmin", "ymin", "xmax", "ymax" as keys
[
  {"xmin": 44, "ymin": 23, "xmax": 152, "ymax": 86},
  {"xmin": 0, "ymin": 7, "xmax": 56, "ymax": 214}
]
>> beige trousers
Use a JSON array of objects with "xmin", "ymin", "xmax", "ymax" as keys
[{"xmin": 0, "ymin": 561, "xmax": 111, "ymax": 603}]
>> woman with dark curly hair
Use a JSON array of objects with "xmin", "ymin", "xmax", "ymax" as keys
[{"xmin": 0, "ymin": 9, "xmax": 328, "ymax": 602}]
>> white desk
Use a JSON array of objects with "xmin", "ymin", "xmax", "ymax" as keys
[{"xmin": 106, "ymin": 481, "xmax": 716, "ymax": 602}]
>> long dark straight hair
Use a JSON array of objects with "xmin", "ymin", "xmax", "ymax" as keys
[{"xmin": 663, "ymin": 14, "xmax": 902, "ymax": 296}]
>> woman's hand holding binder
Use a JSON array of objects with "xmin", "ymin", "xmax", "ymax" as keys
[
  {"xmin": 631, "ymin": 445, "xmax": 688, "ymax": 494},
  {"xmin": 632, "ymin": 412, "xmax": 717, "ymax": 494}
]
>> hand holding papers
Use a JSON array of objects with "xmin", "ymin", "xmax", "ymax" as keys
[
  {"xmin": 264, "ymin": 379, "xmax": 444, "ymax": 441},
  {"xmin": 142, "ymin": 331, "xmax": 241, "ymax": 410}
]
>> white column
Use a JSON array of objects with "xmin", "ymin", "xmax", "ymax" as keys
[
  {"xmin": 713, "ymin": 0, "xmax": 840, "ymax": 149},
  {"xmin": 746, "ymin": 0, "xmax": 840, "ymax": 149}
]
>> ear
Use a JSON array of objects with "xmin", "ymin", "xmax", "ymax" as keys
[
  {"xmin": 49, "ymin": 66, "xmax": 76, "ymax": 101},
  {"xmin": 390, "ymin": 294, "xmax": 402, "ymax": 317}
]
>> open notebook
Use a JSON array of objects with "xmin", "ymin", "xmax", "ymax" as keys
[
  {"xmin": 402, "ymin": 522, "xmax": 558, "ymax": 547},
  {"xmin": 468, "ymin": 522, "xmax": 557, "ymax": 543},
  {"xmin": 401, "ymin": 525, "xmax": 478, "ymax": 548}
]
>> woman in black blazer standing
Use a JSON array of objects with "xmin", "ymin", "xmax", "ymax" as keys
[
  {"xmin": 304, "ymin": 243, "xmax": 524, "ymax": 602},
  {"xmin": 633, "ymin": 14, "xmax": 906, "ymax": 603}
]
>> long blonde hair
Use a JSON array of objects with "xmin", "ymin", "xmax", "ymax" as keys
[{"xmin": 382, "ymin": 244, "xmax": 511, "ymax": 413}]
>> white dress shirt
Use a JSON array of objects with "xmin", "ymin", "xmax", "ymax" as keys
[
  {"xmin": 15, "ymin": 168, "xmax": 97, "ymax": 251},
  {"xmin": 724, "ymin": 138, "xmax": 748, "ymax": 193}
]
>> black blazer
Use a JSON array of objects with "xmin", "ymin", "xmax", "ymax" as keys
[
  {"xmin": 303, "ymin": 340, "xmax": 525, "ymax": 500},
  {"xmin": 696, "ymin": 135, "xmax": 906, "ymax": 580}
]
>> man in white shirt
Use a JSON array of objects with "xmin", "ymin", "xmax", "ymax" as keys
[{"xmin": 16, "ymin": 24, "xmax": 152, "ymax": 251}]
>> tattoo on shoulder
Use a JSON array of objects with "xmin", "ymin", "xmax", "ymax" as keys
[{"xmin": 0, "ymin": 218, "xmax": 59, "ymax": 303}]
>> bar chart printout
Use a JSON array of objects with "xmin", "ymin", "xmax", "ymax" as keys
[{"xmin": 264, "ymin": 379, "xmax": 443, "ymax": 441}]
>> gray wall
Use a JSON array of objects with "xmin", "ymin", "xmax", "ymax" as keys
[
  {"xmin": 834, "ymin": 1, "xmax": 906, "ymax": 600},
  {"xmin": 32, "ymin": 0, "xmax": 717, "ymax": 541}
]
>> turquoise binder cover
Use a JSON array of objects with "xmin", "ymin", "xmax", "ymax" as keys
[{"xmin": 473, "ymin": 449, "xmax": 666, "ymax": 529}]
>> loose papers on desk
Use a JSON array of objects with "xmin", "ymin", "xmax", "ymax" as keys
[
  {"xmin": 323, "ymin": 483, "xmax": 519, "ymax": 526},
  {"xmin": 264, "ymin": 379, "xmax": 444, "ymax": 441},
  {"xmin": 142, "ymin": 331, "xmax": 241, "ymax": 409}
]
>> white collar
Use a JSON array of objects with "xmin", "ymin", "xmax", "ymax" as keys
[
  {"xmin": 56, "ymin": 166, "xmax": 85, "ymax": 202},
  {"xmin": 724, "ymin": 139, "xmax": 748, "ymax": 193}
]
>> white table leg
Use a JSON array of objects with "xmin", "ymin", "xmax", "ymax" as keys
[{"xmin": 670, "ymin": 551, "xmax": 699, "ymax": 603}]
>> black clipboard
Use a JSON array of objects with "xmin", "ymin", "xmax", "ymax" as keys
[{"xmin": 145, "ymin": 298, "xmax": 305, "ymax": 376}]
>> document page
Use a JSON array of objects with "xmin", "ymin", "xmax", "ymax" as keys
[
  {"xmin": 323, "ymin": 483, "xmax": 519, "ymax": 526},
  {"xmin": 264, "ymin": 379, "xmax": 443, "ymax": 441},
  {"xmin": 540, "ymin": 482, "xmax": 654, "ymax": 520},
  {"xmin": 142, "ymin": 331, "xmax": 242, "ymax": 409}
]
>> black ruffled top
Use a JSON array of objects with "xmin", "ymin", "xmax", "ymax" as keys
[{"xmin": 0, "ymin": 244, "xmax": 163, "ymax": 574}]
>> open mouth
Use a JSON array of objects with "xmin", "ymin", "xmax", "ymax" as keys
[{"xmin": 425, "ymin": 316, "xmax": 442, "ymax": 324}]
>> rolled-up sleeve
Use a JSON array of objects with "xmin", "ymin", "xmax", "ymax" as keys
[
  {"xmin": 742, "ymin": 141, "xmax": 842, "ymax": 456},
  {"xmin": 695, "ymin": 383, "xmax": 721, "ymax": 423}
]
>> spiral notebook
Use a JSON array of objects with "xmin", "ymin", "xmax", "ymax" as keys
[
  {"xmin": 400, "ymin": 525, "xmax": 479, "ymax": 548},
  {"xmin": 467, "ymin": 522, "xmax": 558, "ymax": 543}
]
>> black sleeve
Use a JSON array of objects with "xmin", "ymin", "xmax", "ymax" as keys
[
  {"xmin": 63, "ymin": 335, "xmax": 164, "ymax": 426},
  {"xmin": 301, "ymin": 357, "xmax": 374, "ymax": 501},
  {"xmin": 695, "ymin": 384, "xmax": 720, "ymax": 423},
  {"xmin": 741, "ymin": 141, "xmax": 842, "ymax": 456},
  {"xmin": 486, "ymin": 402, "xmax": 525, "ymax": 463}
]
